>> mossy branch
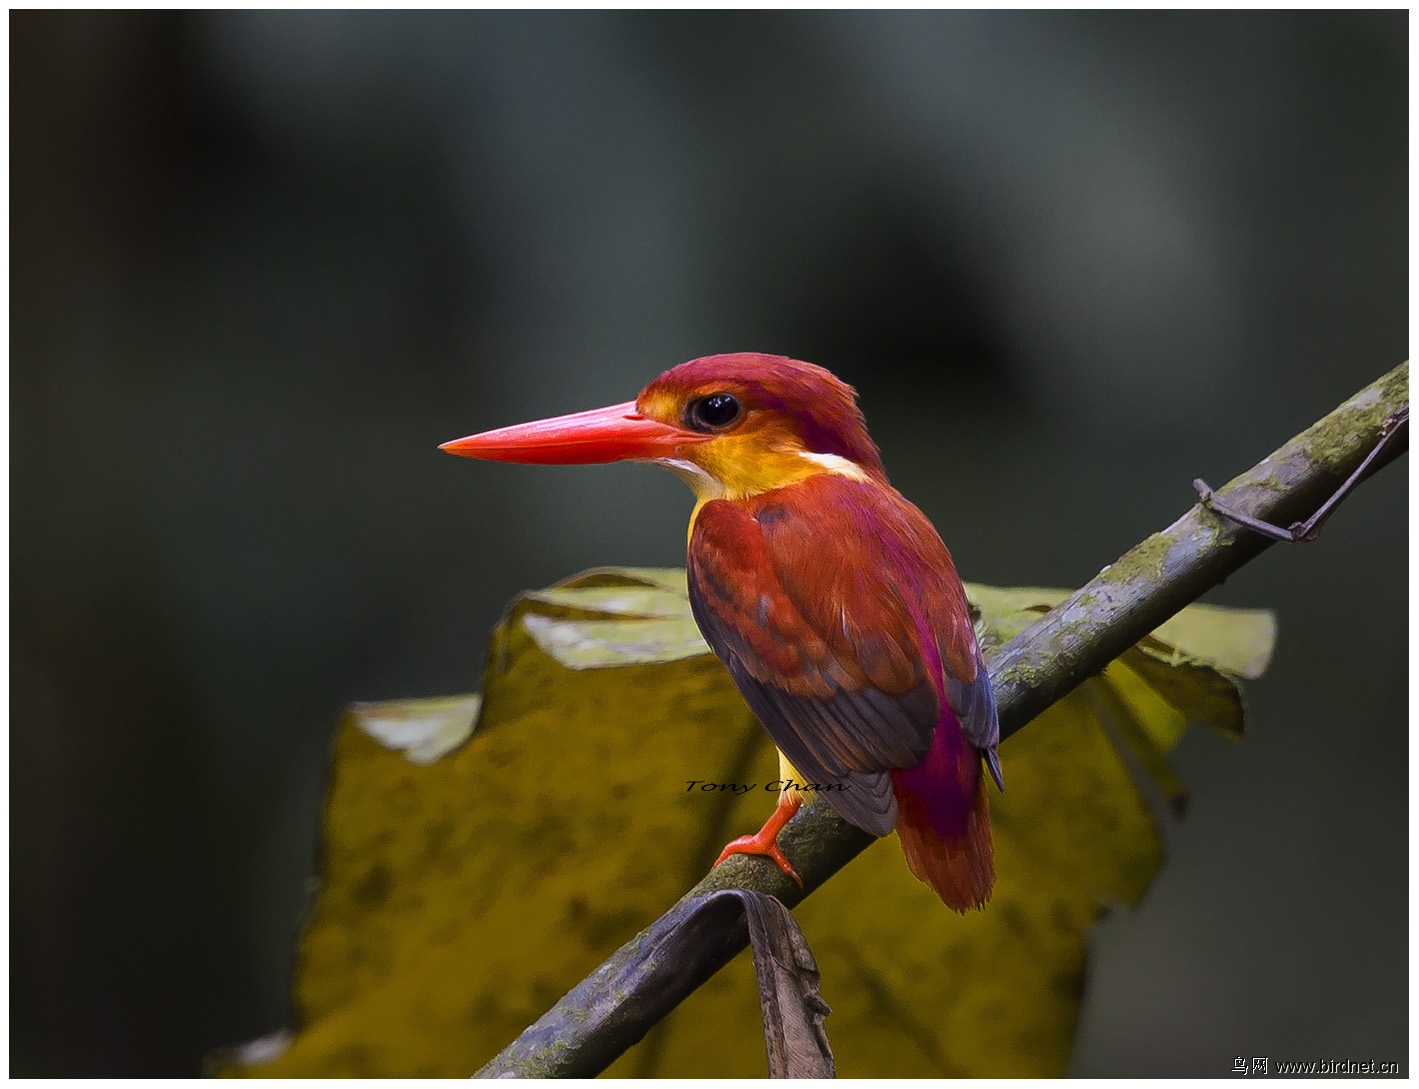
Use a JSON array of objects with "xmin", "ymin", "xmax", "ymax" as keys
[{"xmin": 474, "ymin": 361, "xmax": 1409, "ymax": 1079}]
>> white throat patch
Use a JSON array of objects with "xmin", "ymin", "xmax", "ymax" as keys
[
  {"xmin": 797, "ymin": 450, "xmax": 871, "ymax": 481},
  {"xmin": 649, "ymin": 457, "xmax": 725, "ymax": 500}
]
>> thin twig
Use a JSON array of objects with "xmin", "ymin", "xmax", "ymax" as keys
[
  {"xmin": 1192, "ymin": 404, "xmax": 1409, "ymax": 542},
  {"xmin": 474, "ymin": 361, "xmax": 1409, "ymax": 1079}
]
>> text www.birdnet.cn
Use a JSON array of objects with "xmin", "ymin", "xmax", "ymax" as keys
[{"xmin": 684, "ymin": 780, "xmax": 851, "ymax": 796}]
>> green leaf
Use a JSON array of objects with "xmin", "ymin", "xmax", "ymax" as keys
[{"xmin": 215, "ymin": 568, "xmax": 1274, "ymax": 1078}]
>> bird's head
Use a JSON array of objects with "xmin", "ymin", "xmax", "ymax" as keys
[{"xmin": 441, "ymin": 353, "xmax": 885, "ymax": 501}]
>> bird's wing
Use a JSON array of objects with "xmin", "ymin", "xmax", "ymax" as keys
[
  {"xmin": 945, "ymin": 642, "xmax": 1001, "ymax": 790},
  {"xmin": 687, "ymin": 473, "xmax": 995, "ymax": 835}
]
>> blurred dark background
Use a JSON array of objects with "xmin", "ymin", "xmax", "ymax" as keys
[{"xmin": 10, "ymin": 11, "xmax": 1407, "ymax": 1077}]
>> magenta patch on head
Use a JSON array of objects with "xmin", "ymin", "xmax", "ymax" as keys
[{"xmin": 645, "ymin": 353, "xmax": 885, "ymax": 474}]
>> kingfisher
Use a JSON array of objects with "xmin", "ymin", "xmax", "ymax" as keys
[{"xmin": 441, "ymin": 354, "xmax": 1001, "ymax": 911}]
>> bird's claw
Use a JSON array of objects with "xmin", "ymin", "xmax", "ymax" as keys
[{"xmin": 714, "ymin": 834, "xmax": 804, "ymax": 887}]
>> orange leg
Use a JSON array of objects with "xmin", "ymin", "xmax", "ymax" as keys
[{"xmin": 713, "ymin": 790, "xmax": 804, "ymax": 885}]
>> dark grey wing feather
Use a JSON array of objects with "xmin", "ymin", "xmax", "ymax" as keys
[
  {"xmin": 944, "ymin": 642, "xmax": 1003, "ymax": 790},
  {"xmin": 718, "ymin": 651, "xmax": 919, "ymax": 836},
  {"xmin": 690, "ymin": 565, "xmax": 937, "ymax": 838}
]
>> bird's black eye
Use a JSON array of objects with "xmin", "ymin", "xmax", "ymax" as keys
[{"xmin": 686, "ymin": 393, "xmax": 742, "ymax": 432}]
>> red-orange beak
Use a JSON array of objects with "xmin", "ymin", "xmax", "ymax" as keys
[{"xmin": 439, "ymin": 400, "xmax": 708, "ymax": 465}]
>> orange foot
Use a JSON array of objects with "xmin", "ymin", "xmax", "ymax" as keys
[{"xmin": 713, "ymin": 792, "xmax": 804, "ymax": 886}]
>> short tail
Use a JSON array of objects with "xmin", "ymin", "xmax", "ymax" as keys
[{"xmin": 891, "ymin": 708, "xmax": 995, "ymax": 912}]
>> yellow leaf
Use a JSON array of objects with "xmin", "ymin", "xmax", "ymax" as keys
[
  {"xmin": 215, "ymin": 569, "xmax": 1273, "ymax": 1078},
  {"xmin": 1146, "ymin": 604, "xmax": 1277, "ymax": 679}
]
